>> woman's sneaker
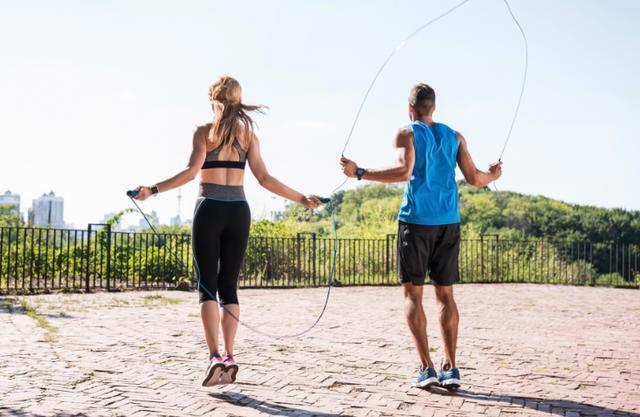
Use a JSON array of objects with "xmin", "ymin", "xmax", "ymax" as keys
[
  {"xmin": 411, "ymin": 366, "xmax": 439, "ymax": 388},
  {"xmin": 437, "ymin": 367, "xmax": 461, "ymax": 391},
  {"xmin": 202, "ymin": 353, "xmax": 225, "ymax": 387},
  {"xmin": 220, "ymin": 354, "xmax": 239, "ymax": 384}
]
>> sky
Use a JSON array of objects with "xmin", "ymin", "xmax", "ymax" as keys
[{"xmin": 1, "ymin": 0, "xmax": 639, "ymax": 228}]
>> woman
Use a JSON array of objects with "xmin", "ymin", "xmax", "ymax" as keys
[{"xmin": 132, "ymin": 75, "xmax": 323, "ymax": 386}]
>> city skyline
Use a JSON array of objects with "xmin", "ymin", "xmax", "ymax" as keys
[{"xmin": 2, "ymin": 187, "xmax": 189, "ymax": 230}]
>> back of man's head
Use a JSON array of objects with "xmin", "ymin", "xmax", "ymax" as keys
[{"xmin": 409, "ymin": 83, "xmax": 436, "ymax": 117}]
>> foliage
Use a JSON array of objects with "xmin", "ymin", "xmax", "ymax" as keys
[
  {"xmin": 0, "ymin": 204, "xmax": 24, "ymax": 228},
  {"xmin": 2, "ymin": 182, "xmax": 639, "ymax": 291},
  {"xmin": 274, "ymin": 182, "xmax": 640, "ymax": 244},
  {"xmin": 270, "ymin": 182, "xmax": 640, "ymax": 282}
]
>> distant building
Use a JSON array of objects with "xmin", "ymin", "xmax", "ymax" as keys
[
  {"xmin": 101, "ymin": 212, "xmax": 124, "ymax": 231},
  {"xmin": 0, "ymin": 190, "xmax": 20, "ymax": 214},
  {"xmin": 31, "ymin": 191, "xmax": 64, "ymax": 227},
  {"xmin": 170, "ymin": 189, "xmax": 183, "ymax": 226},
  {"xmin": 139, "ymin": 210, "xmax": 159, "ymax": 229},
  {"xmin": 102, "ymin": 212, "xmax": 117, "ymax": 223}
]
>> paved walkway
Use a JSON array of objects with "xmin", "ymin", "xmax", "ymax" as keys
[{"xmin": 1, "ymin": 284, "xmax": 639, "ymax": 417}]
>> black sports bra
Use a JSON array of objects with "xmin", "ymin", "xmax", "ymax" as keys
[{"xmin": 201, "ymin": 137, "xmax": 247, "ymax": 170}]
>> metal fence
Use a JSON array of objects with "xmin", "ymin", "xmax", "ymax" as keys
[{"xmin": 0, "ymin": 226, "xmax": 638, "ymax": 294}]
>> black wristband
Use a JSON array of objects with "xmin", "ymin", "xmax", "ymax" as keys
[
  {"xmin": 150, "ymin": 185, "xmax": 159, "ymax": 195},
  {"xmin": 356, "ymin": 167, "xmax": 366, "ymax": 181}
]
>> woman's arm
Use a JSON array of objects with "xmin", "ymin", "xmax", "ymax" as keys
[
  {"xmin": 246, "ymin": 134, "xmax": 322, "ymax": 208},
  {"xmin": 133, "ymin": 128, "xmax": 207, "ymax": 201}
]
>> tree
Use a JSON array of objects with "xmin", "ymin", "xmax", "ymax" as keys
[{"xmin": 0, "ymin": 204, "xmax": 24, "ymax": 227}]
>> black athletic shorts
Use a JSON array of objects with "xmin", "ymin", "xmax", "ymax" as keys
[{"xmin": 398, "ymin": 221, "xmax": 460, "ymax": 286}]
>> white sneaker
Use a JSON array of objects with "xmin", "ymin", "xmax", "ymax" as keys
[
  {"xmin": 220, "ymin": 354, "xmax": 239, "ymax": 384},
  {"xmin": 202, "ymin": 355, "xmax": 225, "ymax": 387}
]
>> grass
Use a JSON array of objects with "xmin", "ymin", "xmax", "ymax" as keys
[
  {"xmin": 103, "ymin": 298, "xmax": 131, "ymax": 308},
  {"xmin": 143, "ymin": 294, "xmax": 182, "ymax": 305},
  {"xmin": 19, "ymin": 299, "xmax": 58, "ymax": 342}
]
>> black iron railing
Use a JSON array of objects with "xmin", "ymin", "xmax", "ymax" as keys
[{"xmin": 0, "ymin": 226, "xmax": 638, "ymax": 294}]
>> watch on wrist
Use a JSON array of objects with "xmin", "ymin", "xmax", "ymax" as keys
[
  {"xmin": 150, "ymin": 185, "xmax": 159, "ymax": 195},
  {"xmin": 356, "ymin": 167, "xmax": 366, "ymax": 181}
]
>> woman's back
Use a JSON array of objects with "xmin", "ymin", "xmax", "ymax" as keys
[{"xmin": 198, "ymin": 123, "xmax": 249, "ymax": 187}]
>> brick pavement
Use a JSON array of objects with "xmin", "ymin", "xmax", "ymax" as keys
[{"xmin": 1, "ymin": 284, "xmax": 639, "ymax": 416}]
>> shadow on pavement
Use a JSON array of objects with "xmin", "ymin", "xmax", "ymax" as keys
[
  {"xmin": 209, "ymin": 391, "xmax": 349, "ymax": 417},
  {"xmin": 0, "ymin": 409, "xmax": 87, "ymax": 417},
  {"xmin": 0, "ymin": 297, "xmax": 73, "ymax": 319},
  {"xmin": 426, "ymin": 386, "xmax": 640, "ymax": 417}
]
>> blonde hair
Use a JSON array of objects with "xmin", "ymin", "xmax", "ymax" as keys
[{"xmin": 207, "ymin": 75, "xmax": 266, "ymax": 150}]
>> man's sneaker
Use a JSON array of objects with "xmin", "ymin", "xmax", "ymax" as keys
[
  {"xmin": 438, "ymin": 367, "xmax": 461, "ymax": 390},
  {"xmin": 220, "ymin": 354, "xmax": 239, "ymax": 384},
  {"xmin": 411, "ymin": 366, "xmax": 439, "ymax": 388},
  {"xmin": 202, "ymin": 353, "xmax": 225, "ymax": 387}
]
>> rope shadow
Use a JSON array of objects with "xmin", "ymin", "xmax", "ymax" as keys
[
  {"xmin": 425, "ymin": 386, "xmax": 640, "ymax": 416},
  {"xmin": 208, "ymin": 391, "xmax": 349, "ymax": 417}
]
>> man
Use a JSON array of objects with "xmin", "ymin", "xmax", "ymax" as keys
[{"xmin": 340, "ymin": 83, "xmax": 502, "ymax": 389}]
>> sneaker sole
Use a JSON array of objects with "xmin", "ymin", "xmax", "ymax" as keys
[
  {"xmin": 221, "ymin": 364, "xmax": 239, "ymax": 384},
  {"xmin": 441, "ymin": 378, "xmax": 460, "ymax": 391},
  {"xmin": 411, "ymin": 377, "xmax": 439, "ymax": 388},
  {"xmin": 202, "ymin": 363, "xmax": 225, "ymax": 387}
]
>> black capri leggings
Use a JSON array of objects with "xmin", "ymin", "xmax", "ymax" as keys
[{"xmin": 192, "ymin": 198, "xmax": 250, "ymax": 305}]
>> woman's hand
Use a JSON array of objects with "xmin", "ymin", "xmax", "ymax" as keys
[
  {"xmin": 132, "ymin": 186, "xmax": 153, "ymax": 201},
  {"xmin": 301, "ymin": 195, "xmax": 324, "ymax": 209}
]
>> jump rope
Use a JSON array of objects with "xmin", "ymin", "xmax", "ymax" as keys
[{"xmin": 128, "ymin": 0, "xmax": 528, "ymax": 339}]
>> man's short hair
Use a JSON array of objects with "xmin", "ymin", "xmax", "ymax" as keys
[{"xmin": 409, "ymin": 83, "xmax": 436, "ymax": 116}]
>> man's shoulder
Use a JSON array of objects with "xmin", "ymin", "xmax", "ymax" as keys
[
  {"xmin": 397, "ymin": 126, "xmax": 413, "ymax": 136},
  {"xmin": 434, "ymin": 121, "xmax": 456, "ymax": 132},
  {"xmin": 394, "ymin": 126, "xmax": 414, "ymax": 148}
]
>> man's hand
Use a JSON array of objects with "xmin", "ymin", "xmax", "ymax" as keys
[
  {"xmin": 340, "ymin": 156, "xmax": 358, "ymax": 178},
  {"xmin": 488, "ymin": 161, "xmax": 503, "ymax": 181}
]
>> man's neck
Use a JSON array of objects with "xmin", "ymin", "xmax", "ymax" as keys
[{"xmin": 416, "ymin": 116, "xmax": 434, "ymax": 125}]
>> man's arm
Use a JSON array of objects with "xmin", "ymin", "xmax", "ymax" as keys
[
  {"xmin": 456, "ymin": 132, "xmax": 502, "ymax": 188},
  {"xmin": 340, "ymin": 128, "xmax": 415, "ymax": 183}
]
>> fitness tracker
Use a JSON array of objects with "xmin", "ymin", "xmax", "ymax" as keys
[
  {"xmin": 356, "ymin": 167, "xmax": 366, "ymax": 181},
  {"xmin": 150, "ymin": 185, "xmax": 159, "ymax": 195}
]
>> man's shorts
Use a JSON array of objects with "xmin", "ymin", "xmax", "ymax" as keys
[{"xmin": 398, "ymin": 221, "xmax": 460, "ymax": 286}]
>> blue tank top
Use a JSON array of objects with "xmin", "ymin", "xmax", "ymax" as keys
[{"xmin": 398, "ymin": 121, "xmax": 460, "ymax": 225}]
